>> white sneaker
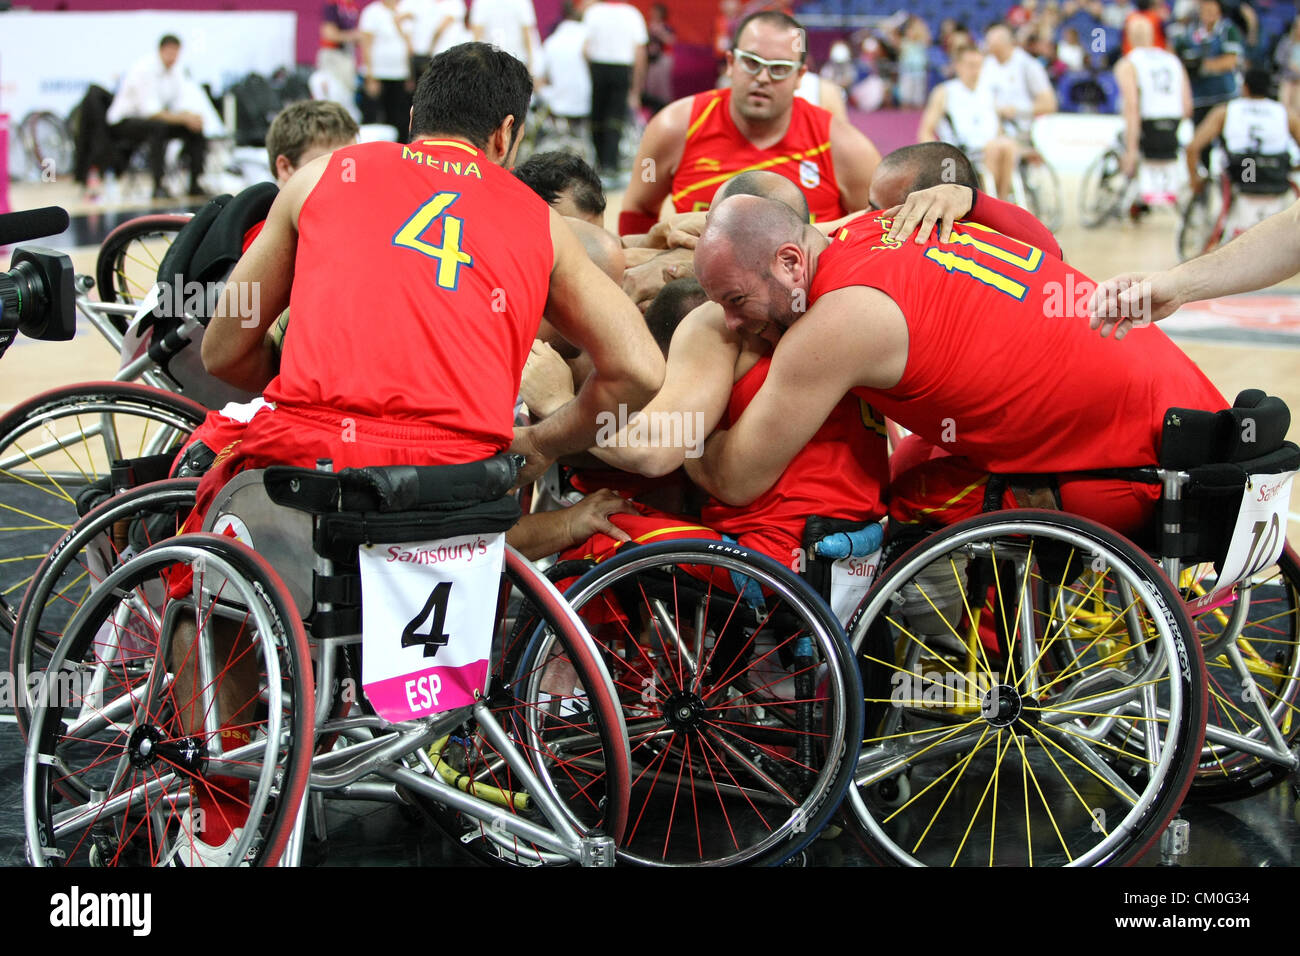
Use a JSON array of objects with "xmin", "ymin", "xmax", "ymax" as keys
[{"xmin": 176, "ymin": 807, "xmax": 250, "ymax": 867}]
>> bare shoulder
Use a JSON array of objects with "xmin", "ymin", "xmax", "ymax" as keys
[
  {"xmin": 773, "ymin": 286, "xmax": 908, "ymax": 390},
  {"xmin": 284, "ymin": 151, "xmax": 335, "ymax": 229}
]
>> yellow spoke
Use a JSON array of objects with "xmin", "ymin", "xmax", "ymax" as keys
[
  {"xmin": 863, "ymin": 716, "xmax": 984, "ymax": 746},
  {"xmin": 908, "ymin": 726, "xmax": 995, "ymax": 854},
  {"xmin": 1014, "ymin": 732, "xmax": 1070, "ymax": 864},
  {"xmin": 1025, "ymin": 719, "xmax": 1138, "ymax": 809},
  {"xmin": 1047, "ymin": 720, "xmax": 1157, "ymax": 768}
]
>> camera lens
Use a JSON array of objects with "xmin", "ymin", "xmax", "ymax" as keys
[{"xmin": 0, "ymin": 259, "xmax": 50, "ymax": 329}]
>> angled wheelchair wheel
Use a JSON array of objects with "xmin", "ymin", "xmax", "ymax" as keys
[
  {"xmin": 1176, "ymin": 178, "xmax": 1229, "ymax": 262},
  {"xmin": 1019, "ymin": 155, "xmax": 1063, "ymax": 232},
  {"xmin": 95, "ymin": 213, "xmax": 191, "ymax": 324},
  {"xmin": 1181, "ymin": 546, "xmax": 1300, "ymax": 802},
  {"xmin": 18, "ymin": 111, "xmax": 73, "ymax": 182},
  {"xmin": 1078, "ymin": 149, "xmax": 1128, "ymax": 228},
  {"xmin": 24, "ymin": 533, "xmax": 314, "ymax": 866},
  {"xmin": 399, "ymin": 547, "xmax": 632, "ymax": 866},
  {"xmin": 0, "ymin": 382, "xmax": 205, "ymax": 636},
  {"xmin": 513, "ymin": 539, "xmax": 863, "ymax": 866},
  {"xmin": 846, "ymin": 510, "xmax": 1205, "ymax": 867},
  {"xmin": 10, "ymin": 478, "xmax": 199, "ymax": 740}
]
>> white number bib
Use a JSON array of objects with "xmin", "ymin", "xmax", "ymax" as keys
[
  {"xmin": 1191, "ymin": 471, "xmax": 1295, "ymax": 612},
  {"xmin": 357, "ymin": 532, "xmax": 505, "ymax": 722},
  {"xmin": 829, "ymin": 550, "xmax": 881, "ymax": 625}
]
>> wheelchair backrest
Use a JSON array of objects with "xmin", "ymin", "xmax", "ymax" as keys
[
  {"xmin": 119, "ymin": 182, "xmax": 278, "ymax": 409},
  {"xmin": 1226, "ymin": 152, "xmax": 1292, "ymax": 195}
]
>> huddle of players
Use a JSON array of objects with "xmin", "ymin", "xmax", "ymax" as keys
[{"xmin": 220, "ymin": 10, "xmax": 1231, "ymax": 582}]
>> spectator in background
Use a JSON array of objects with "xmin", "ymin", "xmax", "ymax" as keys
[
  {"xmin": 1057, "ymin": 26, "xmax": 1086, "ymax": 69},
  {"xmin": 1218, "ymin": 0, "xmax": 1259, "ymax": 51},
  {"xmin": 106, "ymin": 34, "xmax": 210, "ymax": 199},
  {"xmin": 1275, "ymin": 17, "xmax": 1300, "ymax": 113},
  {"xmin": 400, "ymin": 0, "xmax": 437, "ymax": 79},
  {"xmin": 470, "ymin": 0, "xmax": 536, "ymax": 71},
  {"xmin": 539, "ymin": 1, "xmax": 590, "ymax": 130},
  {"xmin": 979, "ymin": 22, "xmax": 1058, "ymax": 140},
  {"xmin": 644, "ymin": 3, "xmax": 676, "ymax": 114},
  {"xmin": 715, "ymin": 0, "xmax": 742, "ymax": 76},
  {"xmin": 897, "ymin": 17, "xmax": 932, "ymax": 108},
  {"xmin": 584, "ymin": 0, "xmax": 648, "ymax": 179},
  {"xmin": 1007, "ymin": 0, "xmax": 1038, "ymax": 28},
  {"xmin": 1124, "ymin": 0, "xmax": 1170, "ymax": 53},
  {"xmin": 318, "ymin": 1, "xmax": 363, "ymax": 97},
  {"xmin": 1176, "ymin": 0, "xmax": 1243, "ymax": 168},
  {"xmin": 820, "ymin": 37, "xmax": 859, "ymax": 92},
  {"xmin": 428, "ymin": 0, "xmax": 472, "ymax": 55},
  {"xmin": 359, "ymin": 0, "xmax": 414, "ymax": 140}
]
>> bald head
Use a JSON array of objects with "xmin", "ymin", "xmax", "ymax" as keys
[
  {"xmin": 698, "ymin": 195, "xmax": 806, "ymax": 277},
  {"xmin": 715, "ymin": 170, "xmax": 811, "ymax": 223},
  {"xmin": 986, "ymin": 24, "xmax": 1014, "ymax": 60},
  {"xmin": 566, "ymin": 218, "xmax": 625, "ymax": 284},
  {"xmin": 1125, "ymin": 15, "xmax": 1154, "ymax": 49}
]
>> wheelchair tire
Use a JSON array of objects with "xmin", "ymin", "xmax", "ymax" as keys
[
  {"xmin": 95, "ymin": 213, "xmax": 192, "ymax": 325},
  {"xmin": 1078, "ymin": 148, "xmax": 1128, "ymax": 228},
  {"xmin": 0, "ymin": 382, "xmax": 206, "ymax": 636},
  {"xmin": 513, "ymin": 539, "xmax": 863, "ymax": 866},
  {"xmin": 1176, "ymin": 177, "xmax": 1230, "ymax": 262},
  {"xmin": 397, "ymin": 546, "xmax": 632, "ymax": 866},
  {"xmin": 10, "ymin": 478, "xmax": 200, "ymax": 743},
  {"xmin": 845, "ymin": 510, "xmax": 1205, "ymax": 866},
  {"xmin": 24, "ymin": 533, "xmax": 314, "ymax": 866},
  {"xmin": 1020, "ymin": 155, "xmax": 1064, "ymax": 232},
  {"xmin": 1184, "ymin": 545, "xmax": 1300, "ymax": 802}
]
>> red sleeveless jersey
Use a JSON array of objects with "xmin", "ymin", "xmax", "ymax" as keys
[
  {"xmin": 809, "ymin": 214, "xmax": 1226, "ymax": 474},
  {"xmin": 702, "ymin": 355, "xmax": 888, "ymax": 553},
  {"xmin": 265, "ymin": 139, "xmax": 554, "ymax": 450},
  {"xmin": 672, "ymin": 88, "xmax": 846, "ymax": 221}
]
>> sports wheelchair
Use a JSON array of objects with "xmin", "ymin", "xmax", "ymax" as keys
[
  {"xmin": 0, "ymin": 185, "xmax": 276, "ymax": 633},
  {"xmin": 22, "ymin": 454, "xmax": 637, "ymax": 867},
  {"xmin": 1177, "ymin": 145, "xmax": 1299, "ymax": 261},
  {"xmin": 948, "ymin": 128, "xmax": 1064, "ymax": 232},
  {"xmin": 841, "ymin": 390, "xmax": 1299, "ymax": 866},
  {"xmin": 1079, "ymin": 122, "xmax": 1186, "ymax": 229}
]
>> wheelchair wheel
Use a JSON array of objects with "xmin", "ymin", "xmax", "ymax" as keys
[
  {"xmin": 1078, "ymin": 148, "xmax": 1128, "ymax": 228},
  {"xmin": 0, "ymin": 382, "xmax": 205, "ymax": 635},
  {"xmin": 1019, "ymin": 155, "xmax": 1063, "ymax": 232},
  {"xmin": 1176, "ymin": 178, "xmax": 1229, "ymax": 262},
  {"xmin": 95, "ymin": 213, "xmax": 191, "ymax": 324},
  {"xmin": 845, "ymin": 510, "xmax": 1205, "ymax": 866},
  {"xmin": 18, "ymin": 111, "xmax": 73, "ymax": 182},
  {"xmin": 1182, "ymin": 546, "xmax": 1300, "ymax": 802},
  {"xmin": 514, "ymin": 539, "xmax": 863, "ymax": 866},
  {"xmin": 10, "ymin": 478, "xmax": 199, "ymax": 740},
  {"xmin": 24, "ymin": 533, "xmax": 314, "ymax": 866},
  {"xmin": 399, "ymin": 546, "xmax": 632, "ymax": 866}
]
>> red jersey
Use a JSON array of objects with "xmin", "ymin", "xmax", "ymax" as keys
[
  {"xmin": 702, "ymin": 355, "xmax": 888, "ymax": 556},
  {"xmin": 810, "ymin": 214, "xmax": 1226, "ymax": 475},
  {"xmin": 265, "ymin": 139, "xmax": 553, "ymax": 451},
  {"xmin": 672, "ymin": 88, "xmax": 846, "ymax": 221}
]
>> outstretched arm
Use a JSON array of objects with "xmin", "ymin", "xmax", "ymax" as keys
[
  {"xmin": 1089, "ymin": 198, "xmax": 1300, "ymax": 337},
  {"xmin": 686, "ymin": 287, "xmax": 908, "ymax": 504}
]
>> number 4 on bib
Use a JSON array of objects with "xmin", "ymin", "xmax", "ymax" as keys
[
  {"xmin": 402, "ymin": 581, "xmax": 452, "ymax": 658},
  {"xmin": 393, "ymin": 191, "xmax": 473, "ymax": 290}
]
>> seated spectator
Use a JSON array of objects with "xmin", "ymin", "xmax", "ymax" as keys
[
  {"xmin": 106, "ymin": 34, "xmax": 212, "ymax": 199},
  {"xmin": 1057, "ymin": 26, "xmax": 1087, "ymax": 70},
  {"xmin": 897, "ymin": 17, "xmax": 932, "ymax": 108}
]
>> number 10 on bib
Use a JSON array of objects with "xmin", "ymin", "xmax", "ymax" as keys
[{"xmin": 358, "ymin": 532, "xmax": 506, "ymax": 722}]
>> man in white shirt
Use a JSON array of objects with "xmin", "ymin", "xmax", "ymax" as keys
[
  {"xmin": 918, "ymin": 44, "xmax": 1019, "ymax": 198},
  {"xmin": 1115, "ymin": 16, "xmax": 1191, "ymax": 206},
  {"xmin": 469, "ymin": 0, "xmax": 536, "ymax": 69},
  {"xmin": 540, "ymin": 2, "xmax": 591, "ymax": 121},
  {"xmin": 106, "ymin": 34, "xmax": 209, "ymax": 198},
  {"xmin": 978, "ymin": 22, "xmax": 1057, "ymax": 141},
  {"xmin": 583, "ymin": 0, "xmax": 648, "ymax": 176},
  {"xmin": 359, "ymin": 0, "xmax": 414, "ymax": 140}
]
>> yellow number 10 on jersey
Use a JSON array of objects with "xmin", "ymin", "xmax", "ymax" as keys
[{"xmin": 393, "ymin": 192, "xmax": 474, "ymax": 290}]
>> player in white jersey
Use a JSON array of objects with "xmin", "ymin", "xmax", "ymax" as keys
[
  {"xmin": 919, "ymin": 44, "xmax": 1019, "ymax": 198},
  {"xmin": 978, "ymin": 23, "xmax": 1056, "ymax": 142},
  {"xmin": 1115, "ymin": 17, "xmax": 1192, "ymax": 206},
  {"xmin": 1187, "ymin": 67, "xmax": 1300, "ymax": 235}
]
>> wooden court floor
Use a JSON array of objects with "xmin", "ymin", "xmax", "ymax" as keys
[{"xmin": 3, "ymin": 175, "xmax": 1297, "ymax": 540}]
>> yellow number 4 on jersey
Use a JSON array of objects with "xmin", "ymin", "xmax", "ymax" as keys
[{"xmin": 393, "ymin": 191, "xmax": 474, "ymax": 290}]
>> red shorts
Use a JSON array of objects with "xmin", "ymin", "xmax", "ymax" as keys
[{"xmin": 889, "ymin": 435, "xmax": 1159, "ymax": 539}]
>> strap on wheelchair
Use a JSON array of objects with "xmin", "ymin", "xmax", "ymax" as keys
[
  {"xmin": 800, "ymin": 515, "xmax": 882, "ymax": 597},
  {"xmin": 981, "ymin": 474, "xmax": 1061, "ymax": 512}
]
